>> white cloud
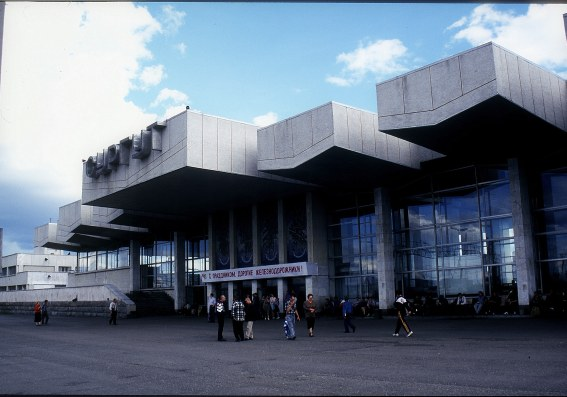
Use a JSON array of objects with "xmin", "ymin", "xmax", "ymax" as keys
[
  {"xmin": 0, "ymin": 2, "xmax": 161, "ymax": 208},
  {"xmin": 175, "ymin": 42, "xmax": 187, "ymax": 55},
  {"xmin": 150, "ymin": 88, "xmax": 189, "ymax": 108},
  {"xmin": 161, "ymin": 4, "xmax": 186, "ymax": 36},
  {"xmin": 138, "ymin": 64, "xmax": 166, "ymax": 90},
  {"xmin": 448, "ymin": 4, "xmax": 567, "ymax": 72},
  {"xmin": 327, "ymin": 39, "xmax": 410, "ymax": 86},
  {"xmin": 253, "ymin": 112, "xmax": 279, "ymax": 127}
]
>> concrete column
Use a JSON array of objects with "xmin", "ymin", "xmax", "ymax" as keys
[
  {"xmin": 375, "ymin": 187, "xmax": 396, "ymax": 311},
  {"xmin": 278, "ymin": 199, "xmax": 286, "ymax": 263},
  {"xmin": 173, "ymin": 232, "xmax": 186, "ymax": 311},
  {"xmin": 277, "ymin": 278, "xmax": 284, "ymax": 307},
  {"xmin": 508, "ymin": 158, "xmax": 537, "ymax": 313},
  {"xmin": 129, "ymin": 240, "xmax": 140, "ymax": 293},
  {"xmin": 229, "ymin": 209, "xmax": 235, "ymax": 269},
  {"xmin": 306, "ymin": 192, "xmax": 329, "ymax": 300},
  {"xmin": 228, "ymin": 281, "xmax": 234, "ymax": 314}
]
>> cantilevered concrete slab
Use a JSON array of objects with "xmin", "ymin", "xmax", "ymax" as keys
[
  {"xmin": 36, "ymin": 200, "xmax": 151, "ymax": 251},
  {"xmin": 257, "ymin": 102, "xmax": 442, "ymax": 189},
  {"xmin": 81, "ymin": 110, "xmax": 315, "ymax": 229},
  {"xmin": 377, "ymin": 42, "xmax": 567, "ymax": 160}
]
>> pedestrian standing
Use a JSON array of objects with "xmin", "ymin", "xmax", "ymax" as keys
[
  {"xmin": 393, "ymin": 292, "xmax": 413, "ymax": 337},
  {"xmin": 303, "ymin": 293, "xmax": 317, "ymax": 337},
  {"xmin": 231, "ymin": 294, "xmax": 245, "ymax": 342},
  {"xmin": 41, "ymin": 299, "xmax": 49, "ymax": 325},
  {"xmin": 216, "ymin": 295, "xmax": 227, "ymax": 341},
  {"xmin": 109, "ymin": 298, "xmax": 118, "ymax": 325},
  {"xmin": 283, "ymin": 293, "xmax": 300, "ymax": 340},
  {"xmin": 243, "ymin": 294, "xmax": 257, "ymax": 340},
  {"xmin": 208, "ymin": 293, "xmax": 216, "ymax": 323},
  {"xmin": 33, "ymin": 300, "xmax": 42, "ymax": 326},
  {"xmin": 342, "ymin": 296, "xmax": 356, "ymax": 333}
]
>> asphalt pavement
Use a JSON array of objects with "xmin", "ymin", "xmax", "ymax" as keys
[{"xmin": 1, "ymin": 313, "xmax": 566, "ymax": 396}]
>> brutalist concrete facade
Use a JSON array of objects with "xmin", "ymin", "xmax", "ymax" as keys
[{"xmin": 33, "ymin": 42, "xmax": 567, "ymax": 315}]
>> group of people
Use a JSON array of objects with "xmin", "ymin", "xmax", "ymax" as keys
[
  {"xmin": 211, "ymin": 291, "xmax": 416, "ymax": 341},
  {"xmin": 34, "ymin": 297, "xmax": 119, "ymax": 326},
  {"xmin": 33, "ymin": 299, "xmax": 49, "ymax": 326}
]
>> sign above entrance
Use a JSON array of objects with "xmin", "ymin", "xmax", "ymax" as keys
[{"xmin": 200, "ymin": 262, "xmax": 318, "ymax": 283}]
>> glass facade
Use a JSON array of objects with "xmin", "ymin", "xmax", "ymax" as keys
[
  {"xmin": 140, "ymin": 241, "xmax": 174, "ymax": 289},
  {"xmin": 392, "ymin": 165, "xmax": 515, "ymax": 299},
  {"xmin": 78, "ymin": 247, "xmax": 129, "ymax": 273},
  {"xmin": 328, "ymin": 192, "xmax": 378, "ymax": 300},
  {"xmin": 185, "ymin": 238, "xmax": 209, "ymax": 287},
  {"xmin": 535, "ymin": 167, "xmax": 567, "ymax": 293}
]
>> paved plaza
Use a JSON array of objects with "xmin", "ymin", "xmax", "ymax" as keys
[{"xmin": 1, "ymin": 313, "xmax": 566, "ymax": 396}]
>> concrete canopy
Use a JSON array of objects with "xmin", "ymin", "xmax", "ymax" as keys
[
  {"xmin": 377, "ymin": 42, "xmax": 567, "ymax": 161},
  {"xmin": 257, "ymin": 101, "xmax": 443, "ymax": 189},
  {"xmin": 80, "ymin": 111, "xmax": 317, "ymax": 235}
]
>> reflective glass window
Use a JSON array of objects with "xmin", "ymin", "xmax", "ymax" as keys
[
  {"xmin": 437, "ymin": 243, "xmax": 481, "ymax": 268},
  {"xmin": 434, "ymin": 187, "xmax": 479, "ymax": 224},
  {"xmin": 436, "ymin": 222, "xmax": 480, "ymax": 245},
  {"xmin": 441, "ymin": 267, "xmax": 483, "ymax": 295},
  {"xmin": 482, "ymin": 239, "xmax": 515, "ymax": 265},
  {"xmin": 479, "ymin": 182, "xmax": 511, "ymax": 217},
  {"xmin": 541, "ymin": 170, "xmax": 567, "ymax": 208},
  {"xmin": 395, "ymin": 270, "xmax": 438, "ymax": 298},
  {"xmin": 537, "ymin": 234, "xmax": 567, "ymax": 260},
  {"xmin": 537, "ymin": 209, "xmax": 567, "ymax": 233},
  {"xmin": 481, "ymin": 218, "xmax": 514, "ymax": 239}
]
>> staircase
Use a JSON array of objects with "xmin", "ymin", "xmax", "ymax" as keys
[{"xmin": 126, "ymin": 290, "xmax": 176, "ymax": 317}]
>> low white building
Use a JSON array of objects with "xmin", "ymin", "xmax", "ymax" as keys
[{"xmin": 0, "ymin": 245, "xmax": 76, "ymax": 291}]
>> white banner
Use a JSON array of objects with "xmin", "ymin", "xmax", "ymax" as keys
[{"xmin": 200, "ymin": 262, "xmax": 318, "ymax": 283}]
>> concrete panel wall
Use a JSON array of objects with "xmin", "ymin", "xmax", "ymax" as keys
[
  {"xmin": 67, "ymin": 267, "xmax": 131, "ymax": 293},
  {"xmin": 378, "ymin": 42, "xmax": 567, "ymax": 133},
  {"xmin": 187, "ymin": 111, "xmax": 258, "ymax": 177}
]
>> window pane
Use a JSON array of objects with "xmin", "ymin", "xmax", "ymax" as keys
[
  {"xmin": 482, "ymin": 218, "xmax": 514, "ymax": 239},
  {"xmin": 436, "ymin": 222, "xmax": 480, "ymax": 245},
  {"xmin": 438, "ymin": 243, "xmax": 481, "ymax": 268},
  {"xmin": 483, "ymin": 239, "xmax": 515, "ymax": 265},
  {"xmin": 537, "ymin": 209, "xmax": 567, "ymax": 233},
  {"xmin": 541, "ymin": 170, "xmax": 567, "ymax": 208},
  {"xmin": 479, "ymin": 182, "xmax": 511, "ymax": 217},
  {"xmin": 434, "ymin": 187, "xmax": 479, "ymax": 224},
  {"xmin": 441, "ymin": 267, "xmax": 483, "ymax": 295},
  {"xmin": 537, "ymin": 233, "xmax": 567, "ymax": 260}
]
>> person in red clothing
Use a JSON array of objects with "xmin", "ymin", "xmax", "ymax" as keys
[{"xmin": 33, "ymin": 301, "xmax": 42, "ymax": 326}]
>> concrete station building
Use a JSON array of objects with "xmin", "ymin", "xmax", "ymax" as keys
[{"xmin": 9, "ymin": 39, "xmax": 567, "ymax": 316}]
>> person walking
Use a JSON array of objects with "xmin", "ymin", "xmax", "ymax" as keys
[
  {"xmin": 33, "ymin": 300, "xmax": 42, "ymax": 326},
  {"xmin": 342, "ymin": 296, "xmax": 356, "ymax": 333},
  {"xmin": 393, "ymin": 292, "xmax": 413, "ymax": 337},
  {"xmin": 303, "ymin": 293, "xmax": 317, "ymax": 337},
  {"xmin": 41, "ymin": 299, "xmax": 49, "ymax": 325},
  {"xmin": 109, "ymin": 298, "xmax": 118, "ymax": 325},
  {"xmin": 231, "ymin": 294, "xmax": 245, "ymax": 342},
  {"xmin": 207, "ymin": 293, "xmax": 216, "ymax": 323},
  {"xmin": 216, "ymin": 295, "xmax": 227, "ymax": 341},
  {"xmin": 243, "ymin": 294, "xmax": 257, "ymax": 340},
  {"xmin": 283, "ymin": 293, "xmax": 300, "ymax": 340}
]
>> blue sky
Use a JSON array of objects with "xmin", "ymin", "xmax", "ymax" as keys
[{"xmin": 1, "ymin": 2, "xmax": 567, "ymax": 256}]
